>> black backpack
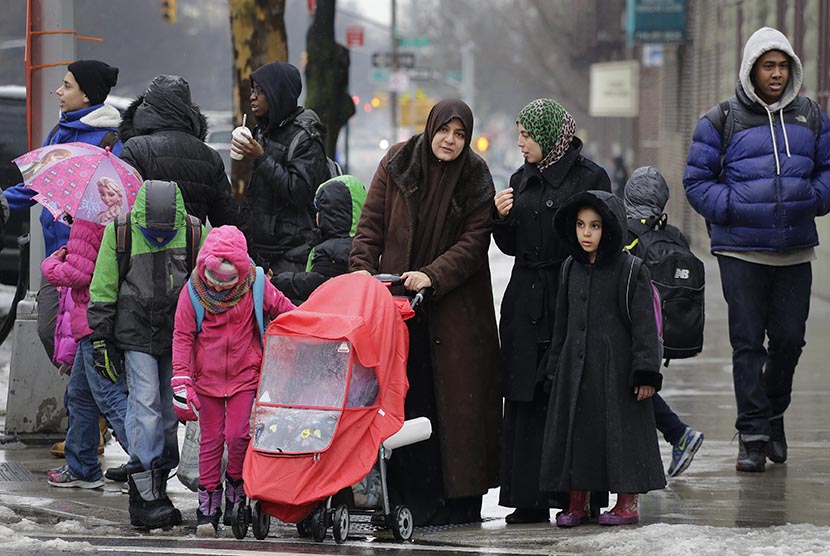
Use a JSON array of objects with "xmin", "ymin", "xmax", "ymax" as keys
[
  {"xmin": 625, "ymin": 216, "xmax": 705, "ymax": 362},
  {"xmin": 286, "ymin": 109, "xmax": 343, "ymax": 181}
]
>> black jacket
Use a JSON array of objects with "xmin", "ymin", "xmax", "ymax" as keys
[
  {"xmin": 119, "ymin": 75, "xmax": 238, "ymax": 228},
  {"xmin": 493, "ymin": 138, "xmax": 610, "ymax": 401},
  {"xmin": 241, "ymin": 62, "xmax": 329, "ymax": 272},
  {"xmin": 539, "ymin": 190, "xmax": 665, "ymax": 495}
]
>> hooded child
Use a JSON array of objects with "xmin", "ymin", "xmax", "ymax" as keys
[{"xmin": 539, "ymin": 190, "xmax": 666, "ymax": 527}]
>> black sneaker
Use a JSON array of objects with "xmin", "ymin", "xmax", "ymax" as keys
[
  {"xmin": 767, "ymin": 418, "xmax": 787, "ymax": 463},
  {"xmin": 105, "ymin": 462, "xmax": 144, "ymax": 483},
  {"xmin": 736, "ymin": 435, "xmax": 766, "ymax": 472}
]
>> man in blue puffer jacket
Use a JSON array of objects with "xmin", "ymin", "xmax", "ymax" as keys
[
  {"xmin": 684, "ymin": 27, "xmax": 830, "ymax": 473},
  {"xmin": 4, "ymin": 60, "xmax": 122, "ymax": 365}
]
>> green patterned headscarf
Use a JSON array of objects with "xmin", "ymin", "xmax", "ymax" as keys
[{"xmin": 517, "ymin": 98, "xmax": 576, "ymax": 170}]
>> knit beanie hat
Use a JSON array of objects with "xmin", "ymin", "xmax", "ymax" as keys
[
  {"xmin": 68, "ymin": 60, "xmax": 119, "ymax": 105},
  {"xmin": 204, "ymin": 256, "xmax": 240, "ymax": 287},
  {"xmin": 517, "ymin": 98, "xmax": 576, "ymax": 170}
]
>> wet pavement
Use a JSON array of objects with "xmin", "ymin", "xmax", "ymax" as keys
[{"xmin": 0, "ymin": 250, "xmax": 829, "ymax": 554}]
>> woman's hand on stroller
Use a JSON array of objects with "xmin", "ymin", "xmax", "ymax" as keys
[
  {"xmin": 171, "ymin": 374, "xmax": 200, "ymax": 422},
  {"xmin": 401, "ymin": 271, "xmax": 431, "ymax": 291}
]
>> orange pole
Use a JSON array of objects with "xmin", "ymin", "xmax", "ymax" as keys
[{"xmin": 25, "ymin": 0, "xmax": 32, "ymax": 149}]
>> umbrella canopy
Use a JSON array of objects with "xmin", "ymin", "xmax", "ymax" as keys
[{"xmin": 14, "ymin": 142, "xmax": 142, "ymax": 225}]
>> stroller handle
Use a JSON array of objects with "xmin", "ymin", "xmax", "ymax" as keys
[{"xmin": 373, "ymin": 273, "xmax": 429, "ymax": 310}]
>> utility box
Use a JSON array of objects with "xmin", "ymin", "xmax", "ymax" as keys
[{"xmin": 5, "ymin": 295, "xmax": 68, "ymax": 440}]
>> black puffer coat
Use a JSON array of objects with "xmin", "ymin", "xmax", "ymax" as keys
[
  {"xmin": 241, "ymin": 62, "xmax": 329, "ymax": 272},
  {"xmin": 539, "ymin": 190, "xmax": 666, "ymax": 495},
  {"xmin": 493, "ymin": 138, "xmax": 610, "ymax": 401},
  {"xmin": 119, "ymin": 75, "xmax": 238, "ymax": 228}
]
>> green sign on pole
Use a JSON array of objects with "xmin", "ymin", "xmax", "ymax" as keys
[
  {"xmin": 370, "ymin": 69, "xmax": 390, "ymax": 84},
  {"xmin": 398, "ymin": 36, "xmax": 430, "ymax": 48}
]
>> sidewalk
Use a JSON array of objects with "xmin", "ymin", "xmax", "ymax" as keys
[{"xmin": 0, "ymin": 254, "xmax": 829, "ymax": 553}]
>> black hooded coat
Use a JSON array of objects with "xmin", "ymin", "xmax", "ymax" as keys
[
  {"xmin": 119, "ymin": 75, "xmax": 238, "ymax": 228},
  {"xmin": 539, "ymin": 190, "xmax": 666, "ymax": 495},
  {"xmin": 241, "ymin": 62, "xmax": 329, "ymax": 272}
]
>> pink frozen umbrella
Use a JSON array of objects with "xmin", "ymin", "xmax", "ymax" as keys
[{"xmin": 13, "ymin": 142, "xmax": 143, "ymax": 225}]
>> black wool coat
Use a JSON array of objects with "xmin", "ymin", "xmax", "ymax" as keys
[
  {"xmin": 539, "ymin": 190, "xmax": 666, "ymax": 495},
  {"xmin": 493, "ymin": 138, "xmax": 610, "ymax": 401}
]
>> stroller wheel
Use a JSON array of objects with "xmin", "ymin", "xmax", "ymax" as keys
[
  {"xmin": 391, "ymin": 505, "xmax": 413, "ymax": 542},
  {"xmin": 231, "ymin": 500, "xmax": 250, "ymax": 539},
  {"xmin": 332, "ymin": 505, "xmax": 350, "ymax": 544},
  {"xmin": 251, "ymin": 500, "xmax": 271, "ymax": 540},
  {"xmin": 310, "ymin": 506, "xmax": 327, "ymax": 542},
  {"xmin": 296, "ymin": 518, "xmax": 311, "ymax": 538}
]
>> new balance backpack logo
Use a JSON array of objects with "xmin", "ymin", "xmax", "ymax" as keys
[{"xmin": 674, "ymin": 268, "xmax": 690, "ymax": 280}]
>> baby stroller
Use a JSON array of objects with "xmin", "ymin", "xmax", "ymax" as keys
[{"xmin": 235, "ymin": 273, "xmax": 428, "ymax": 542}]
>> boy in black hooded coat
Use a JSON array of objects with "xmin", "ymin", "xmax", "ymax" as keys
[
  {"xmin": 234, "ymin": 61, "xmax": 329, "ymax": 274},
  {"xmin": 539, "ymin": 190, "xmax": 666, "ymax": 527}
]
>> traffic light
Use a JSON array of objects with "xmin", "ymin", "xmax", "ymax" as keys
[
  {"xmin": 161, "ymin": 0, "xmax": 177, "ymax": 24},
  {"xmin": 475, "ymin": 135, "xmax": 490, "ymax": 152}
]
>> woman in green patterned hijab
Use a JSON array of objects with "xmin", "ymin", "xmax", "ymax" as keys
[
  {"xmin": 492, "ymin": 98, "xmax": 611, "ymax": 525},
  {"xmin": 515, "ymin": 98, "xmax": 577, "ymax": 171}
]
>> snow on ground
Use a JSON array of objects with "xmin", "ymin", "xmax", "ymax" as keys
[
  {"xmin": 0, "ymin": 524, "xmax": 94, "ymax": 552},
  {"xmin": 556, "ymin": 522, "xmax": 830, "ymax": 556}
]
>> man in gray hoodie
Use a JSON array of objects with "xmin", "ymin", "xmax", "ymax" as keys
[{"xmin": 684, "ymin": 27, "xmax": 830, "ymax": 473}]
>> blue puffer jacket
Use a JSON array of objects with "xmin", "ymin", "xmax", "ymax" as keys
[
  {"xmin": 684, "ymin": 27, "xmax": 830, "ymax": 253},
  {"xmin": 5, "ymin": 104, "xmax": 123, "ymax": 257}
]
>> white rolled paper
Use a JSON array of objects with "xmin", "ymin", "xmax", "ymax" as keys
[{"xmin": 383, "ymin": 416, "xmax": 432, "ymax": 451}]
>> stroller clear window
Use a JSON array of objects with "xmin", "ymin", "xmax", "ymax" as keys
[{"xmin": 253, "ymin": 336, "xmax": 378, "ymax": 453}]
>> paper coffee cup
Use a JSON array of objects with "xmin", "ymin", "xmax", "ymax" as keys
[{"xmin": 230, "ymin": 126, "xmax": 252, "ymax": 160}]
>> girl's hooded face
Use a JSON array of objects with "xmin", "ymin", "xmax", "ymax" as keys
[
  {"xmin": 517, "ymin": 123, "xmax": 543, "ymax": 164},
  {"xmin": 575, "ymin": 206, "xmax": 603, "ymax": 262},
  {"xmin": 430, "ymin": 117, "xmax": 466, "ymax": 162}
]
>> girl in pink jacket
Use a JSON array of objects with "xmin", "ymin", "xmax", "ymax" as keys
[
  {"xmin": 171, "ymin": 225, "xmax": 295, "ymax": 535},
  {"xmin": 41, "ymin": 218, "xmax": 130, "ymax": 488}
]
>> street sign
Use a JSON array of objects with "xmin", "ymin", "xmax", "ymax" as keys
[
  {"xmin": 398, "ymin": 36, "xmax": 430, "ymax": 48},
  {"xmin": 389, "ymin": 71, "xmax": 410, "ymax": 93},
  {"xmin": 371, "ymin": 51, "xmax": 416, "ymax": 69},
  {"xmin": 369, "ymin": 68, "xmax": 390, "ymax": 84},
  {"xmin": 346, "ymin": 25, "xmax": 364, "ymax": 47},
  {"xmin": 408, "ymin": 67, "xmax": 438, "ymax": 81}
]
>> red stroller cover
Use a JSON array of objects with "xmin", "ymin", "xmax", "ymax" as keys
[{"xmin": 243, "ymin": 273, "xmax": 412, "ymax": 523}]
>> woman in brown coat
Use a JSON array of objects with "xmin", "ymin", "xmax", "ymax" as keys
[{"xmin": 350, "ymin": 99, "xmax": 502, "ymax": 526}]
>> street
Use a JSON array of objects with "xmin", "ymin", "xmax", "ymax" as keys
[{"xmin": 0, "ymin": 246, "xmax": 829, "ymax": 555}]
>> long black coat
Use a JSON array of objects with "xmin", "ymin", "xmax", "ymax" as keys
[
  {"xmin": 493, "ymin": 138, "xmax": 610, "ymax": 401},
  {"xmin": 539, "ymin": 191, "xmax": 666, "ymax": 494}
]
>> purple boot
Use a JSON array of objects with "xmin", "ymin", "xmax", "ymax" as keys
[
  {"xmin": 555, "ymin": 490, "xmax": 591, "ymax": 527},
  {"xmin": 598, "ymin": 493, "xmax": 639, "ymax": 525},
  {"xmin": 197, "ymin": 486, "xmax": 223, "ymax": 536},
  {"xmin": 223, "ymin": 474, "xmax": 247, "ymax": 526}
]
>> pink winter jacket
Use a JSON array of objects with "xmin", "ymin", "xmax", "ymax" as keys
[
  {"xmin": 41, "ymin": 219, "xmax": 105, "ymax": 341},
  {"xmin": 171, "ymin": 225, "xmax": 296, "ymax": 398}
]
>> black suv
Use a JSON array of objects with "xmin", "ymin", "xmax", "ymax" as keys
[{"xmin": 0, "ymin": 85, "xmax": 28, "ymax": 286}]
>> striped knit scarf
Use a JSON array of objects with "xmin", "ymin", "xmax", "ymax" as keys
[{"xmin": 190, "ymin": 261, "xmax": 256, "ymax": 314}]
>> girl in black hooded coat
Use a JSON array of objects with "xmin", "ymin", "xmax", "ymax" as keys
[{"xmin": 540, "ymin": 190, "xmax": 666, "ymax": 527}]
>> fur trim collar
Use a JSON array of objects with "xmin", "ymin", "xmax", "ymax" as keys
[{"xmin": 79, "ymin": 104, "xmax": 122, "ymax": 129}]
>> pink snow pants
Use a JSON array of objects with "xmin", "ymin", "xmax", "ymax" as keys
[{"xmin": 198, "ymin": 389, "xmax": 256, "ymax": 491}]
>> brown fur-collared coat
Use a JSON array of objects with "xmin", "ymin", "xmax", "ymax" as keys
[{"xmin": 350, "ymin": 134, "xmax": 502, "ymax": 498}]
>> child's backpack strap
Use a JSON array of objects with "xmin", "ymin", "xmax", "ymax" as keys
[
  {"xmin": 620, "ymin": 254, "xmax": 664, "ymax": 361},
  {"xmin": 185, "ymin": 215, "xmax": 203, "ymax": 274},
  {"xmin": 560, "ymin": 255, "xmax": 573, "ymax": 288},
  {"xmin": 187, "ymin": 279, "xmax": 206, "ymax": 334},
  {"xmin": 114, "ymin": 213, "xmax": 131, "ymax": 283},
  {"xmin": 252, "ymin": 266, "xmax": 266, "ymax": 342}
]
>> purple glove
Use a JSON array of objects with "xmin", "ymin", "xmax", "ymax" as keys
[{"xmin": 171, "ymin": 375, "xmax": 200, "ymax": 422}]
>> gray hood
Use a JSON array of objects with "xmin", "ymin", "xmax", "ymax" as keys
[
  {"xmin": 623, "ymin": 166, "xmax": 669, "ymax": 222},
  {"xmin": 739, "ymin": 26, "xmax": 803, "ymax": 108}
]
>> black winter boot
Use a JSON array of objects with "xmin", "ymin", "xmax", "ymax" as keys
[
  {"xmin": 736, "ymin": 435, "xmax": 766, "ymax": 472},
  {"xmin": 128, "ymin": 469, "xmax": 182, "ymax": 529},
  {"xmin": 223, "ymin": 474, "xmax": 246, "ymax": 526},
  {"xmin": 767, "ymin": 417, "xmax": 787, "ymax": 463},
  {"xmin": 196, "ymin": 486, "xmax": 223, "ymax": 536}
]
